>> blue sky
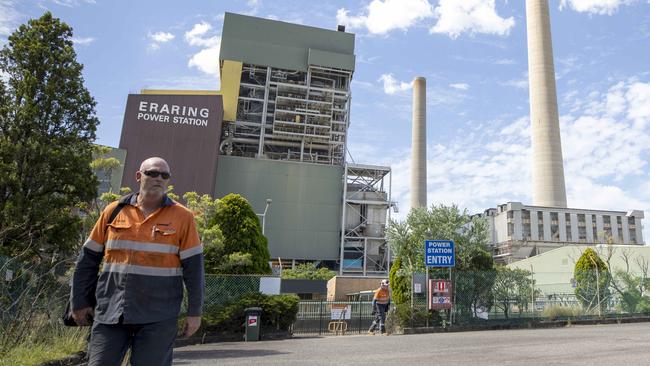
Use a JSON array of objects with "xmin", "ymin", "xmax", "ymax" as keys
[{"xmin": 2, "ymin": 0, "xmax": 650, "ymax": 237}]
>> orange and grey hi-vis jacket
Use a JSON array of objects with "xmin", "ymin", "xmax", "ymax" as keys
[
  {"xmin": 71, "ymin": 193, "xmax": 204, "ymax": 324},
  {"xmin": 372, "ymin": 287, "xmax": 391, "ymax": 308}
]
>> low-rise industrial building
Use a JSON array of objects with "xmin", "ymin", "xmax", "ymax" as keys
[{"xmin": 477, "ymin": 202, "xmax": 645, "ymax": 264}]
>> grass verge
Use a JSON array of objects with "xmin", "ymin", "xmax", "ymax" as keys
[{"xmin": 0, "ymin": 322, "xmax": 88, "ymax": 366}]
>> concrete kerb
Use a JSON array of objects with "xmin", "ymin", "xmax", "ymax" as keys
[{"xmin": 402, "ymin": 315, "xmax": 650, "ymax": 335}]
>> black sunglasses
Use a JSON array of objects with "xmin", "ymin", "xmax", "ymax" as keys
[{"xmin": 142, "ymin": 170, "xmax": 171, "ymax": 179}]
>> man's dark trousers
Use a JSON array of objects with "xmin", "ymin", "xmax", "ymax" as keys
[
  {"xmin": 369, "ymin": 304, "xmax": 388, "ymax": 334},
  {"xmin": 87, "ymin": 317, "xmax": 177, "ymax": 366}
]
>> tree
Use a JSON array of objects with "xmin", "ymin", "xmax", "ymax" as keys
[
  {"xmin": 213, "ymin": 193, "xmax": 271, "ymax": 274},
  {"xmin": 389, "ymin": 257, "xmax": 411, "ymax": 306},
  {"xmin": 183, "ymin": 192, "xmax": 224, "ymax": 274},
  {"xmin": 492, "ymin": 266, "xmax": 534, "ymax": 319},
  {"xmin": 281, "ymin": 262, "xmax": 336, "ymax": 281},
  {"xmin": 574, "ymin": 248, "xmax": 610, "ymax": 313},
  {"xmin": 386, "ymin": 205, "xmax": 495, "ymax": 322},
  {"xmin": 0, "ymin": 12, "xmax": 98, "ymax": 261},
  {"xmin": 90, "ymin": 145, "xmax": 121, "ymax": 195},
  {"xmin": 611, "ymin": 270, "xmax": 650, "ymax": 314}
]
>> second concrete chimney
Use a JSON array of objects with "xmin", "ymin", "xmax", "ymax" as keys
[{"xmin": 411, "ymin": 77, "xmax": 427, "ymax": 210}]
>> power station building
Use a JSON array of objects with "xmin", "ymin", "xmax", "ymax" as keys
[
  {"xmin": 477, "ymin": 202, "xmax": 645, "ymax": 264},
  {"xmin": 116, "ymin": 13, "xmax": 392, "ymax": 276}
]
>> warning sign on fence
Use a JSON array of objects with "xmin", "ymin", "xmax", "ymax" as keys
[
  {"xmin": 428, "ymin": 279, "xmax": 453, "ymax": 310},
  {"xmin": 330, "ymin": 304, "xmax": 351, "ymax": 320}
]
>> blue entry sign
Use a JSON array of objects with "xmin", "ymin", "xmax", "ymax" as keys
[{"xmin": 425, "ymin": 240, "xmax": 455, "ymax": 267}]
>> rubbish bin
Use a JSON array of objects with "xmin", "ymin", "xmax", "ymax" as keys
[{"xmin": 244, "ymin": 307, "xmax": 262, "ymax": 342}]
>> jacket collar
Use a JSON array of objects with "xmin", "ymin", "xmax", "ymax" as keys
[{"xmin": 121, "ymin": 192, "xmax": 175, "ymax": 207}]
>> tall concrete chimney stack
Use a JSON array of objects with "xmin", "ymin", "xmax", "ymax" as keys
[
  {"xmin": 411, "ymin": 77, "xmax": 427, "ymax": 210},
  {"xmin": 526, "ymin": 0, "xmax": 567, "ymax": 208}
]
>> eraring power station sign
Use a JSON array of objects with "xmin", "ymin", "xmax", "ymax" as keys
[
  {"xmin": 425, "ymin": 240, "xmax": 455, "ymax": 267},
  {"xmin": 119, "ymin": 94, "xmax": 224, "ymax": 197},
  {"xmin": 137, "ymin": 101, "xmax": 211, "ymax": 127}
]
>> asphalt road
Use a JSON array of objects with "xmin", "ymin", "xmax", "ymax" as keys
[{"xmin": 172, "ymin": 322, "xmax": 650, "ymax": 366}]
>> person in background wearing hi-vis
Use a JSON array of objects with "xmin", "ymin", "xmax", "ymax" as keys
[
  {"xmin": 368, "ymin": 279, "xmax": 391, "ymax": 335},
  {"xmin": 71, "ymin": 157, "xmax": 204, "ymax": 366}
]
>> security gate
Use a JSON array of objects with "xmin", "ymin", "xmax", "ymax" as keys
[{"xmin": 292, "ymin": 301, "xmax": 376, "ymax": 335}]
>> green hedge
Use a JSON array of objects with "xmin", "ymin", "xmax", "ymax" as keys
[{"xmin": 203, "ymin": 292, "xmax": 299, "ymax": 333}]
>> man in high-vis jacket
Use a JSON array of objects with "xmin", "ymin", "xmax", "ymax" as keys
[
  {"xmin": 368, "ymin": 279, "xmax": 391, "ymax": 335},
  {"xmin": 71, "ymin": 157, "xmax": 204, "ymax": 366}
]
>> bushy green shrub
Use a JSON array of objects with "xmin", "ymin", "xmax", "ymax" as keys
[
  {"xmin": 541, "ymin": 305, "xmax": 583, "ymax": 320},
  {"xmin": 389, "ymin": 258, "xmax": 410, "ymax": 306},
  {"xmin": 281, "ymin": 262, "xmax": 335, "ymax": 280},
  {"xmin": 203, "ymin": 292, "xmax": 299, "ymax": 333},
  {"xmin": 574, "ymin": 248, "xmax": 610, "ymax": 312},
  {"xmin": 212, "ymin": 194, "xmax": 271, "ymax": 274},
  {"xmin": 391, "ymin": 304, "xmax": 435, "ymax": 329}
]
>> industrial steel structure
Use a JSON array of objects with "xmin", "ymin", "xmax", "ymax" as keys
[
  {"xmin": 221, "ymin": 64, "xmax": 352, "ymax": 165},
  {"xmin": 340, "ymin": 164, "xmax": 393, "ymax": 276},
  {"xmin": 217, "ymin": 13, "xmax": 355, "ymax": 166}
]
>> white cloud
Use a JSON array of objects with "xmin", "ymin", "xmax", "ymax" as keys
[
  {"xmin": 184, "ymin": 22, "xmax": 221, "ymax": 78},
  {"xmin": 449, "ymin": 83, "xmax": 469, "ymax": 90},
  {"xmin": 625, "ymin": 82, "xmax": 650, "ymax": 128},
  {"xmin": 559, "ymin": 0, "xmax": 638, "ymax": 15},
  {"xmin": 72, "ymin": 36, "xmax": 95, "ymax": 45},
  {"xmin": 150, "ymin": 31, "xmax": 174, "ymax": 43},
  {"xmin": 430, "ymin": 0, "xmax": 515, "ymax": 39},
  {"xmin": 378, "ymin": 74, "xmax": 412, "ymax": 94},
  {"xmin": 148, "ymin": 31, "xmax": 174, "ymax": 50},
  {"xmin": 0, "ymin": 0, "xmax": 21, "ymax": 37},
  {"xmin": 50, "ymin": 0, "xmax": 95, "ymax": 7},
  {"xmin": 495, "ymin": 58, "xmax": 515, "ymax": 65},
  {"xmin": 501, "ymin": 76, "xmax": 529, "ymax": 90},
  {"xmin": 336, "ymin": 0, "xmax": 434, "ymax": 35}
]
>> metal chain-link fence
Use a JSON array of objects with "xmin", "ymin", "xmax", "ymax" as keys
[{"xmin": 391, "ymin": 267, "xmax": 648, "ymax": 329}]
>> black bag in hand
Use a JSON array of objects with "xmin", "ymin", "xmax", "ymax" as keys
[
  {"xmin": 62, "ymin": 201, "xmax": 126, "ymax": 326},
  {"xmin": 62, "ymin": 281, "xmax": 97, "ymax": 326}
]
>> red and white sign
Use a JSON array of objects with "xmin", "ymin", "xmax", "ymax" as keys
[
  {"xmin": 428, "ymin": 279, "xmax": 453, "ymax": 310},
  {"xmin": 248, "ymin": 315, "xmax": 258, "ymax": 327}
]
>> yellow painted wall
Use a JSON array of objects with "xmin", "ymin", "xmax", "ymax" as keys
[
  {"xmin": 219, "ymin": 60, "xmax": 242, "ymax": 122},
  {"xmin": 140, "ymin": 59, "xmax": 242, "ymax": 122}
]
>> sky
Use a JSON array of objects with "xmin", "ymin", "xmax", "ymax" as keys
[{"xmin": 1, "ymin": 0, "xmax": 650, "ymax": 239}]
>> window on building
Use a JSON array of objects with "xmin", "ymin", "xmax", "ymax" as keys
[
  {"xmin": 565, "ymin": 213, "xmax": 572, "ymax": 242},
  {"xmin": 521, "ymin": 210, "xmax": 531, "ymax": 240},
  {"xmin": 628, "ymin": 216, "xmax": 636, "ymax": 228},
  {"xmin": 550, "ymin": 212, "xmax": 559, "ymax": 241},
  {"xmin": 592, "ymin": 216, "xmax": 598, "ymax": 241}
]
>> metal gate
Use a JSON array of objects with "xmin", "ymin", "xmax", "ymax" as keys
[{"xmin": 292, "ymin": 301, "xmax": 376, "ymax": 335}]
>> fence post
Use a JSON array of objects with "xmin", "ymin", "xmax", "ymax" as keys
[
  {"xmin": 318, "ymin": 300, "xmax": 323, "ymax": 336},
  {"xmin": 358, "ymin": 296, "xmax": 362, "ymax": 334}
]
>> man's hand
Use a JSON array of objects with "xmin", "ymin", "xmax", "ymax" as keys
[
  {"xmin": 72, "ymin": 307, "xmax": 94, "ymax": 326},
  {"xmin": 180, "ymin": 316, "xmax": 201, "ymax": 338}
]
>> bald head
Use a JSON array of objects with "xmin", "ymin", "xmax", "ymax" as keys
[{"xmin": 139, "ymin": 157, "xmax": 170, "ymax": 173}]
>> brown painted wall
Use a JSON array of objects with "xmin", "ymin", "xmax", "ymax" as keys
[
  {"xmin": 119, "ymin": 94, "xmax": 223, "ymax": 197},
  {"xmin": 326, "ymin": 276, "xmax": 387, "ymax": 301}
]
